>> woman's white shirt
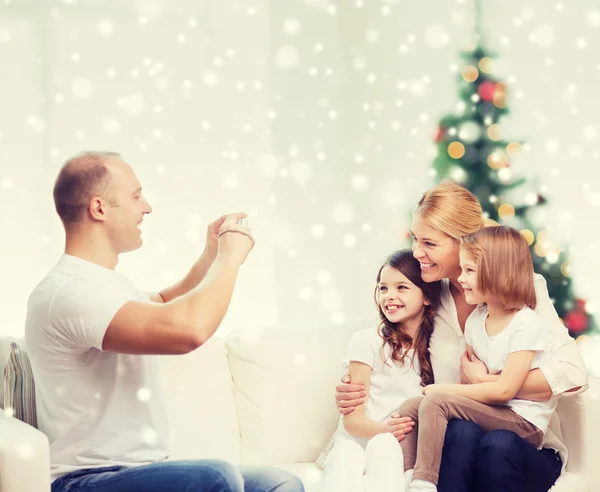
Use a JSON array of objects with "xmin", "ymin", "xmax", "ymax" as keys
[{"xmin": 428, "ymin": 274, "xmax": 588, "ymax": 471}]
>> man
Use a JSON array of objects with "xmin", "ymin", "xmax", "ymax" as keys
[{"xmin": 25, "ymin": 151, "xmax": 304, "ymax": 492}]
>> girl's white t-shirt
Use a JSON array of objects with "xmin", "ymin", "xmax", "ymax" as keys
[
  {"xmin": 334, "ymin": 326, "xmax": 423, "ymax": 445},
  {"xmin": 428, "ymin": 275, "xmax": 587, "ymax": 471},
  {"xmin": 465, "ymin": 305, "xmax": 558, "ymax": 433}
]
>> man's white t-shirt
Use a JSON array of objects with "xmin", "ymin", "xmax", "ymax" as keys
[
  {"xmin": 465, "ymin": 305, "xmax": 558, "ymax": 433},
  {"xmin": 24, "ymin": 255, "xmax": 169, "ymax": 482},
  {"xmin": 333, "ymin": 326, "xmax": 423, "ymax": 447}
]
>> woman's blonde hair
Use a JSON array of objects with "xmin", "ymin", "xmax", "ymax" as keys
[
  {"xmin": 414, "ymin": 182, "xmax": 486, "ymax": 240},
  {"xmin": 460, "ymin": 226, "xmax": 537, "ymax": 311}
]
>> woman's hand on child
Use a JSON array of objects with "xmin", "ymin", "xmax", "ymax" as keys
[
  {"xmin": 335, "ymin": 374, "xmax": 367, "ymax": 415},
  {"xmin": 385, "ymin": 415, "xmax": 415, "ymax": 442},
  {"xmin": 460, "ymin": 351, "xmax": 489, "ymax": 384}
]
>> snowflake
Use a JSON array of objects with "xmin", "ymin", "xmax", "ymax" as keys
[
  {"xmin": 311, "ymin": 224, "xmax": 326, "ymax": 238},
  {"xmin": 202, "ymin": 70, "xmax": 219, "ymax": 88},
  {"xmin": 545, "ymin": 140, "xmax": 559, "ymax": 153},
  {"xmin": 365, "ymin": 29, "xmax": 379, "ymax": 44},
  {"xmin": 290, "ymin": 160, "xmax": 312, "ymax": 186},
  {"xmin": 333, "ymin": 202, "xmax": 355, "ymax": 224},
  {"xmin": 424, "ymin": 25, "xmax": 450, "ymax": 48},
  {"xmin": 72, "ymin": 77, "xmax": 93, "ymax": 99},
  {"xmin": 137, "ymin": 387, "xmax": 152, "ymax": 402},
  {"xmin": 275, "ymin": 45, "xmax": 299, "ymax": 69},
  {"xmin": 299, "ymin": 287, "xmax": 314, "ymax": 301},
  {"xmin": 97, "ymin": 19, "xmax": 114, "ymax": 36},
  {"xmin": 343, "ymin": 234, "xmax": 357, "ymax": 248},
  {"xmin": 529, "ymin": 25, "xmax": 555, "ymax": 47},
  {"xmin": 103, "ymin": 118, "xmax": 121, "ymax": 134},
  {"xmin": 141, "ymin": 426, "xmax": 158, "ymax": 445},
  {"xmin": 118, "ymin": 94, "xmax": 145, "ymax": 115},
  {"xmin": 28, "ymin": 116, "xmax": 46, "ymax": 133},
  {"xmin": 283, "ymin": 18, "xmax": 301, "ymax": 36}
]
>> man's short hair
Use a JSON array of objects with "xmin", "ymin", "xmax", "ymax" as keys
[{"xmin": 53, "ymin": 151, "xmax": 121, "ymax": 227}]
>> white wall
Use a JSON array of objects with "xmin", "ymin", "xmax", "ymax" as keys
[{"xmin": 1, "ymin": 0, "xmax": 599, "ymax": 337}]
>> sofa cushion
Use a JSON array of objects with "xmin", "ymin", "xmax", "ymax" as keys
[
  {"xmin": 3, "ymin": 341, "xmax": 38, "ymax": 428},
  {"xmin": 0, "ymin": 337, "xmax": 24, "ymax": 410},
  {"xmin": 159, "ymin": 336, "xmax": 241, "ymax": 463},
  {"xmin": 226, "ymin": 321, "xmax": 368, "ymax": 465}
]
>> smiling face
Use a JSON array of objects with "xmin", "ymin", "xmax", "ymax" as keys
[
  {"xmin": 377, "ymin": 265, "xmax": 430, "ymax": 324},
  {"xmin": 411, "ymin": 216, "xmax": 462, "ymax": 283},
  {"xmin": 457, "ymin": 248, "xmax": 486, "ymax": 305},
  {"xmin": 104, "ymin": 158, "xmax": 153, "ymax": 253}
]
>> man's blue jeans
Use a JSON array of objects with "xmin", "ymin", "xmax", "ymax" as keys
[
  {"xmin": 50, "ymin": 459, "xmax": 305, "ymax": 492},
  {"xmin": 438, "ymin": 420, "xmax": 563, "ymax": 492}
]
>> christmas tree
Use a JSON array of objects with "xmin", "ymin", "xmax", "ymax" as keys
[{"xmin": 431, "ymin": 5, "xmax": 596, "ymax": 338}]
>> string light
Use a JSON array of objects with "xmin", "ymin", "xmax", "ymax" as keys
[
  {"xmin": 497, "ymin": 167, "xmax": 513, "ymax": 182},
  {"xmin": 493, "ymin": 82, "xmax": 507, "ymax": 108},
  {"xmin": 520, "ymin": 229, "xmax": 535, "ymax": 246},
  {"xmin": 546, "ymin": 248, "xmax": 561, "ymax": 264},
  {"xmin": 498, "ymin": 203, "xmax": 515, "ymax": 220},
  {"xmin": 478, "ymin": 57, "xmax": 493, "ymax": 73},
  {"xmin": 487, "ymin": 124, "xmax": 501, "ymax": 140},
  {"xmin": 462, "ymin": 65, "xmax": 479, "ymax": 82},
  {"xmin": 534, "ymin": 242, "xmax": 546, "ymax": 257},
  {"xmin": 487, "ymin": 150, "xmax": 509, "ymax": 169},
  {"xmin": 448, "ymin": 141, "xmax": 465, "ymax": 159},
  {"xmin": 506, "ymin": 142, "xmax": 522, "ymax": 156}
]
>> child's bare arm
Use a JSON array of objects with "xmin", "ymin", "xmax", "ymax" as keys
[
  {"xmin": 425, "ymin": 350, "xmax": 536, "ymax": 405},
  {"xmin": 341, "ymin": 361, "xmax": 388, "ymax": 439}
]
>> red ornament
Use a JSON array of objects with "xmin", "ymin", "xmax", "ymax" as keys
[
  {"xmin": 435, "ymin": 126, "xmax": 446, "ymax": 142},
  {"xmin": 478, "ymin": 81, "xmax": 496, "ymax": 102},
  {"xmin": 575, "ymin": 298, "xmax": 586, "ymax": 311},
  {"xmin": 564, "ymin": 311, "xmax": 588, "ymax": 333}
]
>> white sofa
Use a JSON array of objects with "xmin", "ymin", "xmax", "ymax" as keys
[{"xmin": 1, "ymin": 325, "xmax": 599, "ymax": 492}]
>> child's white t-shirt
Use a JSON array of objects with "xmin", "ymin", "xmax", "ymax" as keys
[
  {"xmin": 465, "ymin": 305, "xmax": 558, "ymax": 433},
  {"xmin": 334, "ymin": 326, "xmax": 423, "ymax": 445},
  {"xmin": 24, "ymin": 255, "xmax": 169, "ymax": 482}
]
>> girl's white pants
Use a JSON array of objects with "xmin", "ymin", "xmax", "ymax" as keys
[{"xmin": 324, "ymin": 432, "xmax": 405, "ymax": 492}]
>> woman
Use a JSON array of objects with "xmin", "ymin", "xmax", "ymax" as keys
[{"xmin": 335, "ymin": 182, "xmax": 587, "ymax": 492}]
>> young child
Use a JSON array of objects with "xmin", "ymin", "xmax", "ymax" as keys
[
  {"xmin": 323, "ymin": 249, "xmax": 441, "ymax": 492},
  {"xmin": 397, "ymin": 225, "xmax": 557, "ymax": 492}
]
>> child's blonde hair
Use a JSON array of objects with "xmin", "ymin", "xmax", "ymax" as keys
[{"xmin": 460, "ymin": 226, "xmax": 537, "ymax": 311}]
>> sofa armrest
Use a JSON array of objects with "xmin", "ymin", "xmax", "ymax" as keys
[{"xmin": 0, "ymin": 412, "xmax": 51, "ymax": 492}]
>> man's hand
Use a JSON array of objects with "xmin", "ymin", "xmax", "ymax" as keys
[
  {"xmin": 384, "ymin": 415, "xmax": 415, "ymax": 442},
  {"xmin": 203, "ymin": 214, "xmax": 229, "ymax": 260},
  {"xmin": 460, "ymin": 351, "xmax": 489, "ymax": 384},
  {"xmin": 335, "ymin": 374, "xmax": 366, "ymax": 415},
  {"xmin": 217, "ymin": 213, "xmax": 255, "ymax": 266}
]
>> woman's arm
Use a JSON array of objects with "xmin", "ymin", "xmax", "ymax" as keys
[
  {"xmin": 533, "ymin": 274, "xmax": 588, "ymax": 396},
  {"xmin": 342, "ymin": 361, "xmax": 387, "ymax": 439},
  {"xmin": 426, "ymin": 351, "xmax": 536, "ymax": 405}
]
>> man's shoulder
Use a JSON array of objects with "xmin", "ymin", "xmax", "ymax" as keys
[{"xmin": 27, "ymin": 261, "xmax": 133, "ymax": 324}]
